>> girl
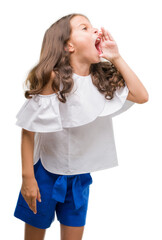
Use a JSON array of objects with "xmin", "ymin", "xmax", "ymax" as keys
[{"xmin": 14, "ymin": 13, "xmax": 148, "ymax": 240}]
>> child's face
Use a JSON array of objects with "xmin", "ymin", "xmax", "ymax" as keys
[{"xmin": 68, "ymin": 15, "xmax": 101, "ymax": 64}]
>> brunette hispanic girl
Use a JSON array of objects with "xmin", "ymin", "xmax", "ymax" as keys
[{"xmin": 14, "ymin": 13, "xmax": 148, "ymax": 240}]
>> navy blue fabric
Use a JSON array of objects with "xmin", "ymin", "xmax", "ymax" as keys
[{"xmin": 14, "ymin": 159, "xmax": 93, "ymax": 229}]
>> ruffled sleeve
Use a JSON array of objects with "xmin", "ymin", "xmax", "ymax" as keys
[
  {"xmin": 15, "ymin": 76, "xmax": 135, "ymax": 132},
  {"xmin": 15, "ymin": 94, "xmax": 63, "ymax": 132},
  {"xmin": 99, "ymin": 82, "xmax": 135, "ymax": 118}
]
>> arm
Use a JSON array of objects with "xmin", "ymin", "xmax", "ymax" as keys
[
  {"xmin": 99, "ymin": 27, "xmax": 149, "ymax": 104},
  {"xmin": 111, "ymin": 55, "xmax": 149, "ymax": 104},
  {"xmin": 21, "ymin": 129, "xmax": 41, "ymax": 214},
  {"xmin": 21, "ymin": 129, "xmax": 35, "ymax": 178}
]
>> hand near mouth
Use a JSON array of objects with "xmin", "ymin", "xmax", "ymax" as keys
[{"xmin": 99, "ymin": 27, "xmax": 120, "ymax": 62}]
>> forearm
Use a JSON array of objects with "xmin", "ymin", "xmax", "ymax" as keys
[
  {"xmin": 21, "ymin": 129, "xmax": 35, "ymax": 178},
  {"xmin": 111, "ymin": 55, "xmax": 149, "ymax": 101}
]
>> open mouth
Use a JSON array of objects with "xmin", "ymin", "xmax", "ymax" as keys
[{"xmin": 95, "ymin": 37, "xmax": 102, "ymax": 55}]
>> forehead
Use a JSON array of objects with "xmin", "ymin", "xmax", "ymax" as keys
[{"xmin": 70, "ymin": 15, "xmax": 92, "ymax": 30}]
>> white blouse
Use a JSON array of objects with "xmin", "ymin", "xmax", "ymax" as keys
[{"xmin": 15, "ymin": 73, "xmax": 135, "ymax": 175}]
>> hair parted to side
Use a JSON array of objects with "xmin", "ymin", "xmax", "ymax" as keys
[{"xmin": 24, "ymin": 13, "xmax": 125, "ymax": 102}]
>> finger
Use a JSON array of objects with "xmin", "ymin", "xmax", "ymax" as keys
[
  {"xmin": 99, "ymin": 28, "xmax": 106, "ymax": 42},
  {"xmin": 37, "ymin": 188, "xmax": 41, "ymax": 202},
  {"xmin": 106, "ymin": 30, "xmax": 115, "ymax": 41},
  {"xmin": 24, "ymin": 196, "xmax": 31, "ymax": 208},
  {"xmin": 98, "ymin": 29, "xmax": 103, "ymax": 38},
  {"xmin": 99, "ymin": 53, "xmax": 106, "ymax": 59},
  {"xmin": 31, "ymin": 197, "xmax": 37, "ymax": 214},
  {"xmin": 101, "ymin": 27, "xmax": 109, "ymax": 41}
]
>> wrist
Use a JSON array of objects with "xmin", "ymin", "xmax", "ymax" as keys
[
  {"xmin": 22, "ymin": 171, "xmax": 35, "ymax": 179},
  {"xmin": 110, "ymin": 54, "xmax": 122, "ymax": 65}
]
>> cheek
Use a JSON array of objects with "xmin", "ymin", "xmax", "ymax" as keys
[
  {"xmin": 75, "ymin": 39, "xmax": 87, "ymax": 50},
  {"xmin": 73, "ymin": 35, "xmax": 92, "ymax": 50},
  {"xmin": 77, "ymin": 39, "xmax": 94, "ymax": 54}
]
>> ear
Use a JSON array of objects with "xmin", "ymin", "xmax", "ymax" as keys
[{"xmin": 64, "ymin": 42, "xmax": 74, "ymax": 53}]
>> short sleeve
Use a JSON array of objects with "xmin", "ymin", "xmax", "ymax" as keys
[
  {"xmin": 15, "ymin": 78, "xmax": 135, "ymax": 132},
  {"xmin": 15, "ymin": 94, "xmax": 63, "ymax": 132},
  {"xmin": 98, "ymin": 83, "xmax": 135, "ymax": 118}
]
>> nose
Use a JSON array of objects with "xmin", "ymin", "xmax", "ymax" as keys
[{"xmin": 93, "ymin": 28, "xmax": 99, "ymax": 35}]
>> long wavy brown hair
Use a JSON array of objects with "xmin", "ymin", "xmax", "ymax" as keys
[{"xmin": 24, "ymin": 13, "xmax": 125, "ymax": 102}]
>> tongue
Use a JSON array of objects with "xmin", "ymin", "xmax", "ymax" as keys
[{"xmin": 96, "ymin": 43, "xmax": 102, "ymax": 55}]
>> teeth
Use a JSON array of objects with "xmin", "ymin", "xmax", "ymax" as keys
[
  {"xmin": 95, "ymin": 35, "xmax": 102, "ymax": 54},
  {"xmin": 95, "ymin": 37, "xmax": 101, "ymax": 45}
]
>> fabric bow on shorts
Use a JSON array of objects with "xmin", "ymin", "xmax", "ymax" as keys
[{"xmin": 51, "ymin": 173, "xmax": 92, "ymax": 210}]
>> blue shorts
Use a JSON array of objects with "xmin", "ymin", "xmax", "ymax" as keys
[{"xmin": 14, "ymin": 159, "xmax": 93, "ymax": 229}]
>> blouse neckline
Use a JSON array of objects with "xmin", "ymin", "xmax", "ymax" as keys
[
  {"xmin": 37, "ymin": 73, "xmax": 91, "ymax": 98},
  {"xmin": 72, "ymin": 72, "xmax": 91, "ymax": 78},
  {"xmin": 38, "ymin": 92, "xmax": 57, "ymax": 97}
]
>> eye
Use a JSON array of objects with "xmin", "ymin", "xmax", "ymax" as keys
[{"xmin": 82, "ymin": 27, "xmax": 87, "ymax": 30}]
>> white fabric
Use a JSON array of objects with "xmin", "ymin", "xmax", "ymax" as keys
[{"xmin": 15, "ymin": 73, "xmax": 135, "ymax": 175}]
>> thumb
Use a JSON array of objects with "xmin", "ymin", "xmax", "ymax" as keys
[
  {"xmin": 37, "ymin": 187, "xmax": 41, "ymax": 202},
  {"xmin": 99, "ymin": 54, "xmax": 105, "ymax": 58}
]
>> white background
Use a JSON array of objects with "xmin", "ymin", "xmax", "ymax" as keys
[{"xmin": 0, "ymin": 0, "xmax": 162, "ymax": 239}]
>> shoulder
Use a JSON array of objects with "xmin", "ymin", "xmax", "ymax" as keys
[
  {"xmin": 39, "ymin": 71, "xmax": 58, "ymax": 95},
  {"xmin": 50, "ymin": 70, "xmax": 56, "ymax": 79}
]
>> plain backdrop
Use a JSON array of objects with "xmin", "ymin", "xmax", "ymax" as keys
[{"xmin": 0, "ymin": 0, "xmax": 162, "ymax": 239}]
